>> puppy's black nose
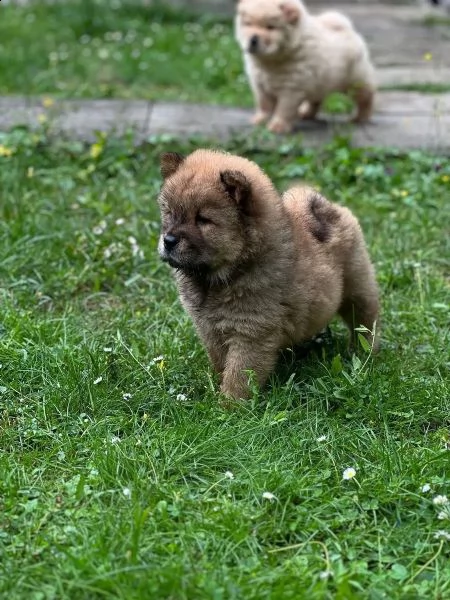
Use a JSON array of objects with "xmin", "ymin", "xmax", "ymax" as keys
[
  {"xmin": 163, "ymin": 233, "xmax": 178, "ymax": 251},
  {"xmin": 249, "ymin": 35, "xmax": 258, "ymax": 51}
]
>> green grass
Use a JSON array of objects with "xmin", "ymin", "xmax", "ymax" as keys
[
  {"xmin": 422, "ymin": 15, "xmax": 450, "ymax": 28},
  {"xmin": 381, "ymin": 83, "xmax": 450, "ymax": 94},
  {"xmin": 0, "ymin": 0, "xmax": 250, "ymax": 105},
  {"xmin": 0, "ymin": 126, "xmax": 449, "ymax": 598}
]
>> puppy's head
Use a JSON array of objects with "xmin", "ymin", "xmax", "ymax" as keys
[
  {"xmin": 235, "ymin": 0, "xmax": 302, "ymax": 58},
  {"xmin": 157, "ymin": 150, "xmax": 262, "ymax": 279}
]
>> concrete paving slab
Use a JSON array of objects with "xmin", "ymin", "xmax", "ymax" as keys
[{"xmin": 1, "ymin": 94, "xmax": 449, "ymax": 152}]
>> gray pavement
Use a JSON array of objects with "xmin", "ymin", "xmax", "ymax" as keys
[{"xmin": 1, "ymin": 92, "xmax": 449, "ymax": 151}]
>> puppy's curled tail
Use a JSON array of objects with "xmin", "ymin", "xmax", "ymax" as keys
[{"xmin": 318, "ymin": 10, "xmax": 353, "ymax": 31}]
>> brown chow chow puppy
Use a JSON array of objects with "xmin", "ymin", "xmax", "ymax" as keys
[{"xmin": 157, "ymin": 150, "xmax": 379, "ymax": 401}]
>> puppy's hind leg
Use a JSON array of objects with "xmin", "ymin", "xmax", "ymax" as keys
[
  {"xmin": 298, "ymin": 100, "xmax": 322, "ymax": 120},
  {"xmin": 352, "ymin": 84, "xmax": 375, "ymax": 123},
  {"xmin": 338, "ymin": 241, "xmax": 380, "ymax": 352}
]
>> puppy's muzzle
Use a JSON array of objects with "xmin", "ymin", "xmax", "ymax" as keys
[
  {"xmin": 163, "ymin": 233, "xmax": 179, "ymax": 251},
  {"xmin": 248, "ymin": 35, "xmax": 259, "ymax": 53}
]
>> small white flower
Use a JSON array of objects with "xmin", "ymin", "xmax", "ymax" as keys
[
  {"xmin": 319, "ymin": 570, "xmax": 332, "ymax": 580},
  {"xmin": 122, "ymin": 487, "xmax": 131, "ymax": 498},
  {"xmin": 176, "ymin": 393, "xmax": 187, "ymax": 402},
  {"xmin": 433, "ymin": 495, "xmax": 449, "ymax": 506},
  {"xmin": 224, "ymin": 471, "xmax": 234, "ymax": 480},
  {"xmin": 122, "ymin": 392, "xmax": 132, "ymax": 400},
  {"xmin": 115, "ymin": 217, "xmax": 125, "ymax": 225},
  {"xmin": 57, "ymin": 451, "xmax": 65, "ymax": 461},
  {"xmin": 92, "ymin": 220, "xmax": 107, "ymax": 236},
  {"xmin": 421, "ymin": 484, "xmax": 431, "ymax": 493},
  {"xmin": 149, "ymin": 355, "xmax": 164, "ymax": 366},
  {"xmin": 434, "ymin": 530, "xmax": 450, "ymax": 541},
  {"xmin": 93, "ymin": 376, "xmax": 103, "ymax": 385},
  {"xmin": 262, "ymin": 491, "xmax": 276, "ymax": 501},
  {"xmin": 111, "ymin": 436, "xmax": 121, "ymax": 444},
  {"xmin": 317, "ymin": 435, "xmax": 327, "ymax": 443},
  {"xmin": 342, "ymin": 467, "xmax": 357, "ymax": 480},
  {"xmin": 103, "ymin": 347, "xmax": 113, "ymax": 353},
  {"xmin": 98, "ymin": 48, "xmax": 109, "ymax": 60},
  {"xmin": 437, "ymin": 511, "xmax": 448, "ymax": 520}
]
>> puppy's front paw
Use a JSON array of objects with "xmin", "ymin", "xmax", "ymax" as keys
[
  {"xmin": 267, "ymin": 118, "xmax": 293, "ymax": 134},
  {"xmin": 251, "ymin": 111, "xmax": 270, "ymax": 126}
]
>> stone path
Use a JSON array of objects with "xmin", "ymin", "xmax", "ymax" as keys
[
  {"xmin": 1, "ymin": 92, "xmax": 449, "ymax": 151},
  {"xmin": 1, "ymin": 2, "xmax": 450, "ymax": 151}
]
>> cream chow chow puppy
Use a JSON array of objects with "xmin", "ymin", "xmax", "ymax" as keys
[{"xmin": 235, "ymin": 0, "xmax": 376, "ymax": 133}]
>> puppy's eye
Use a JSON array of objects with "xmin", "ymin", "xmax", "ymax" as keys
[
  {"xmin": 266, "ymin": 24, "xmax": 277, "ymax": 30},
  {"xmin": 196, "ymin": 214, "xmax": 214, "ymax": 226}
]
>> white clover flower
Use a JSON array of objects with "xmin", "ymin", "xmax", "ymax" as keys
[
  {"xmin": 176, "ymin": 393, "xmax": 187, "ymax": 402},
  {"xmin": 103, "ymin": 347, "xmax": 113, "ymax": 353},
  {"xmin": 111, "ymin": 436, "xmax": 121, "ymax": 444},
  {"xmin": 98, "ymin": 48, "xmax": 110, "ymax": 60},
  {"xmin": 317, "ymin": 435, "xmax": 327, "ymax": 443},
  {"xmin": 57, "ymin": 451, "xmax": 65, "ymax": 461},
  {"xmin": 342, "ymin": 467, "xmax": 357, "ymax": 480},
  {"xmin": 122, "ymin": 487, "xmax": 131, "ymax": 498},
  {"xmin": 434, "ymin": 530, "xmax": 450, "ymax": 541},
  {"xmin": 421, "ymin": 484, "xmax": 431, "ymax": 493},
  {"xmin": 128, "ymin": 236, "xmax": 143, "ymax": 258},
  {"xmin": 262, "ymin": 491, "xmax": 276, "ymax": 501},
  {"xmin": 433, "ymin": 495, "xmax": 449, "ymax": 506},
  {"xmin": 149, "ymin": 355, "xmax": 164, "ymax": 366},
  {"xmin": 437, "ymin": 511, "xmax": 449, "ymax": 520},
  {"xmin": 224, "ymin": 471, "xmax": 234, "ymax": 480},
  {"xmin": 122, "ymin": 392, "xmax": 132, "ymax": 400},
  {"xmin": 319, "ymin": 570, "xmax": 332, "ymax": 580},
  {"xmin": 115, "ymin": 217, "xmax": 125, "ymax": 225},
  {"xmin": 93, "ymin": 376, "xmax": 103, "ymax": 385}
]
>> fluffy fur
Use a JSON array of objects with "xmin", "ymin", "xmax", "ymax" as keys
[
  {"xmin": 158, "ymin": 149, "xmax": 380, "ymax": 400},
  {"xmin": 235, "ymin": 0, "xmax": 376, "ymax": 132}
]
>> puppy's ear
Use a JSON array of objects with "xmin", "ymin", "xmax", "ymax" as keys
[
  {"xmin": 220, "ymin": 170, "xmax": 252, "ymax": 212},
  {"xmin": 160, "ymin": 152, "xmax": 185, "ymax": 179},
  {"xmin": 279, "ymin": 1, "xmax": 301, "ymax": 24}
]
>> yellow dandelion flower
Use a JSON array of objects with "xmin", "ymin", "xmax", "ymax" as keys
[
  {"xmin": 38, "ymin": 114, "xmax": 48, "ymax": 124},
  {"xmin": 0, "ymin": 144, "xmax": 13, "ymax": 157},
  {"xmin": 27, "ymin": 166, "xmax": 34, "ymax": 178},
  {"xmin": 42, "ymin": 96, "xmax": 54, "ymax": 108},
  {"xmin": 400, "ymin": 190, "xmax": 408, "ymax": 197},
  {"xmin": 90, "ymin": 143, "xmax": 103, "ymax": 159},
  {"xmin": 442, "ymin": 175, "xmax": 449, "ymax": 183},
  {"xmin": 423, "ymin": 52, "xmax": 433, "ymax": 62}
]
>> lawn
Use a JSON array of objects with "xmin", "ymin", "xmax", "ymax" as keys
[
  {"xmin": 0, "ymin": 0, "xmax": 250, "ymax": 105},
  {"xmin": 0, "ymin": 124, "xmax": 449, "ymax": 598}
]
